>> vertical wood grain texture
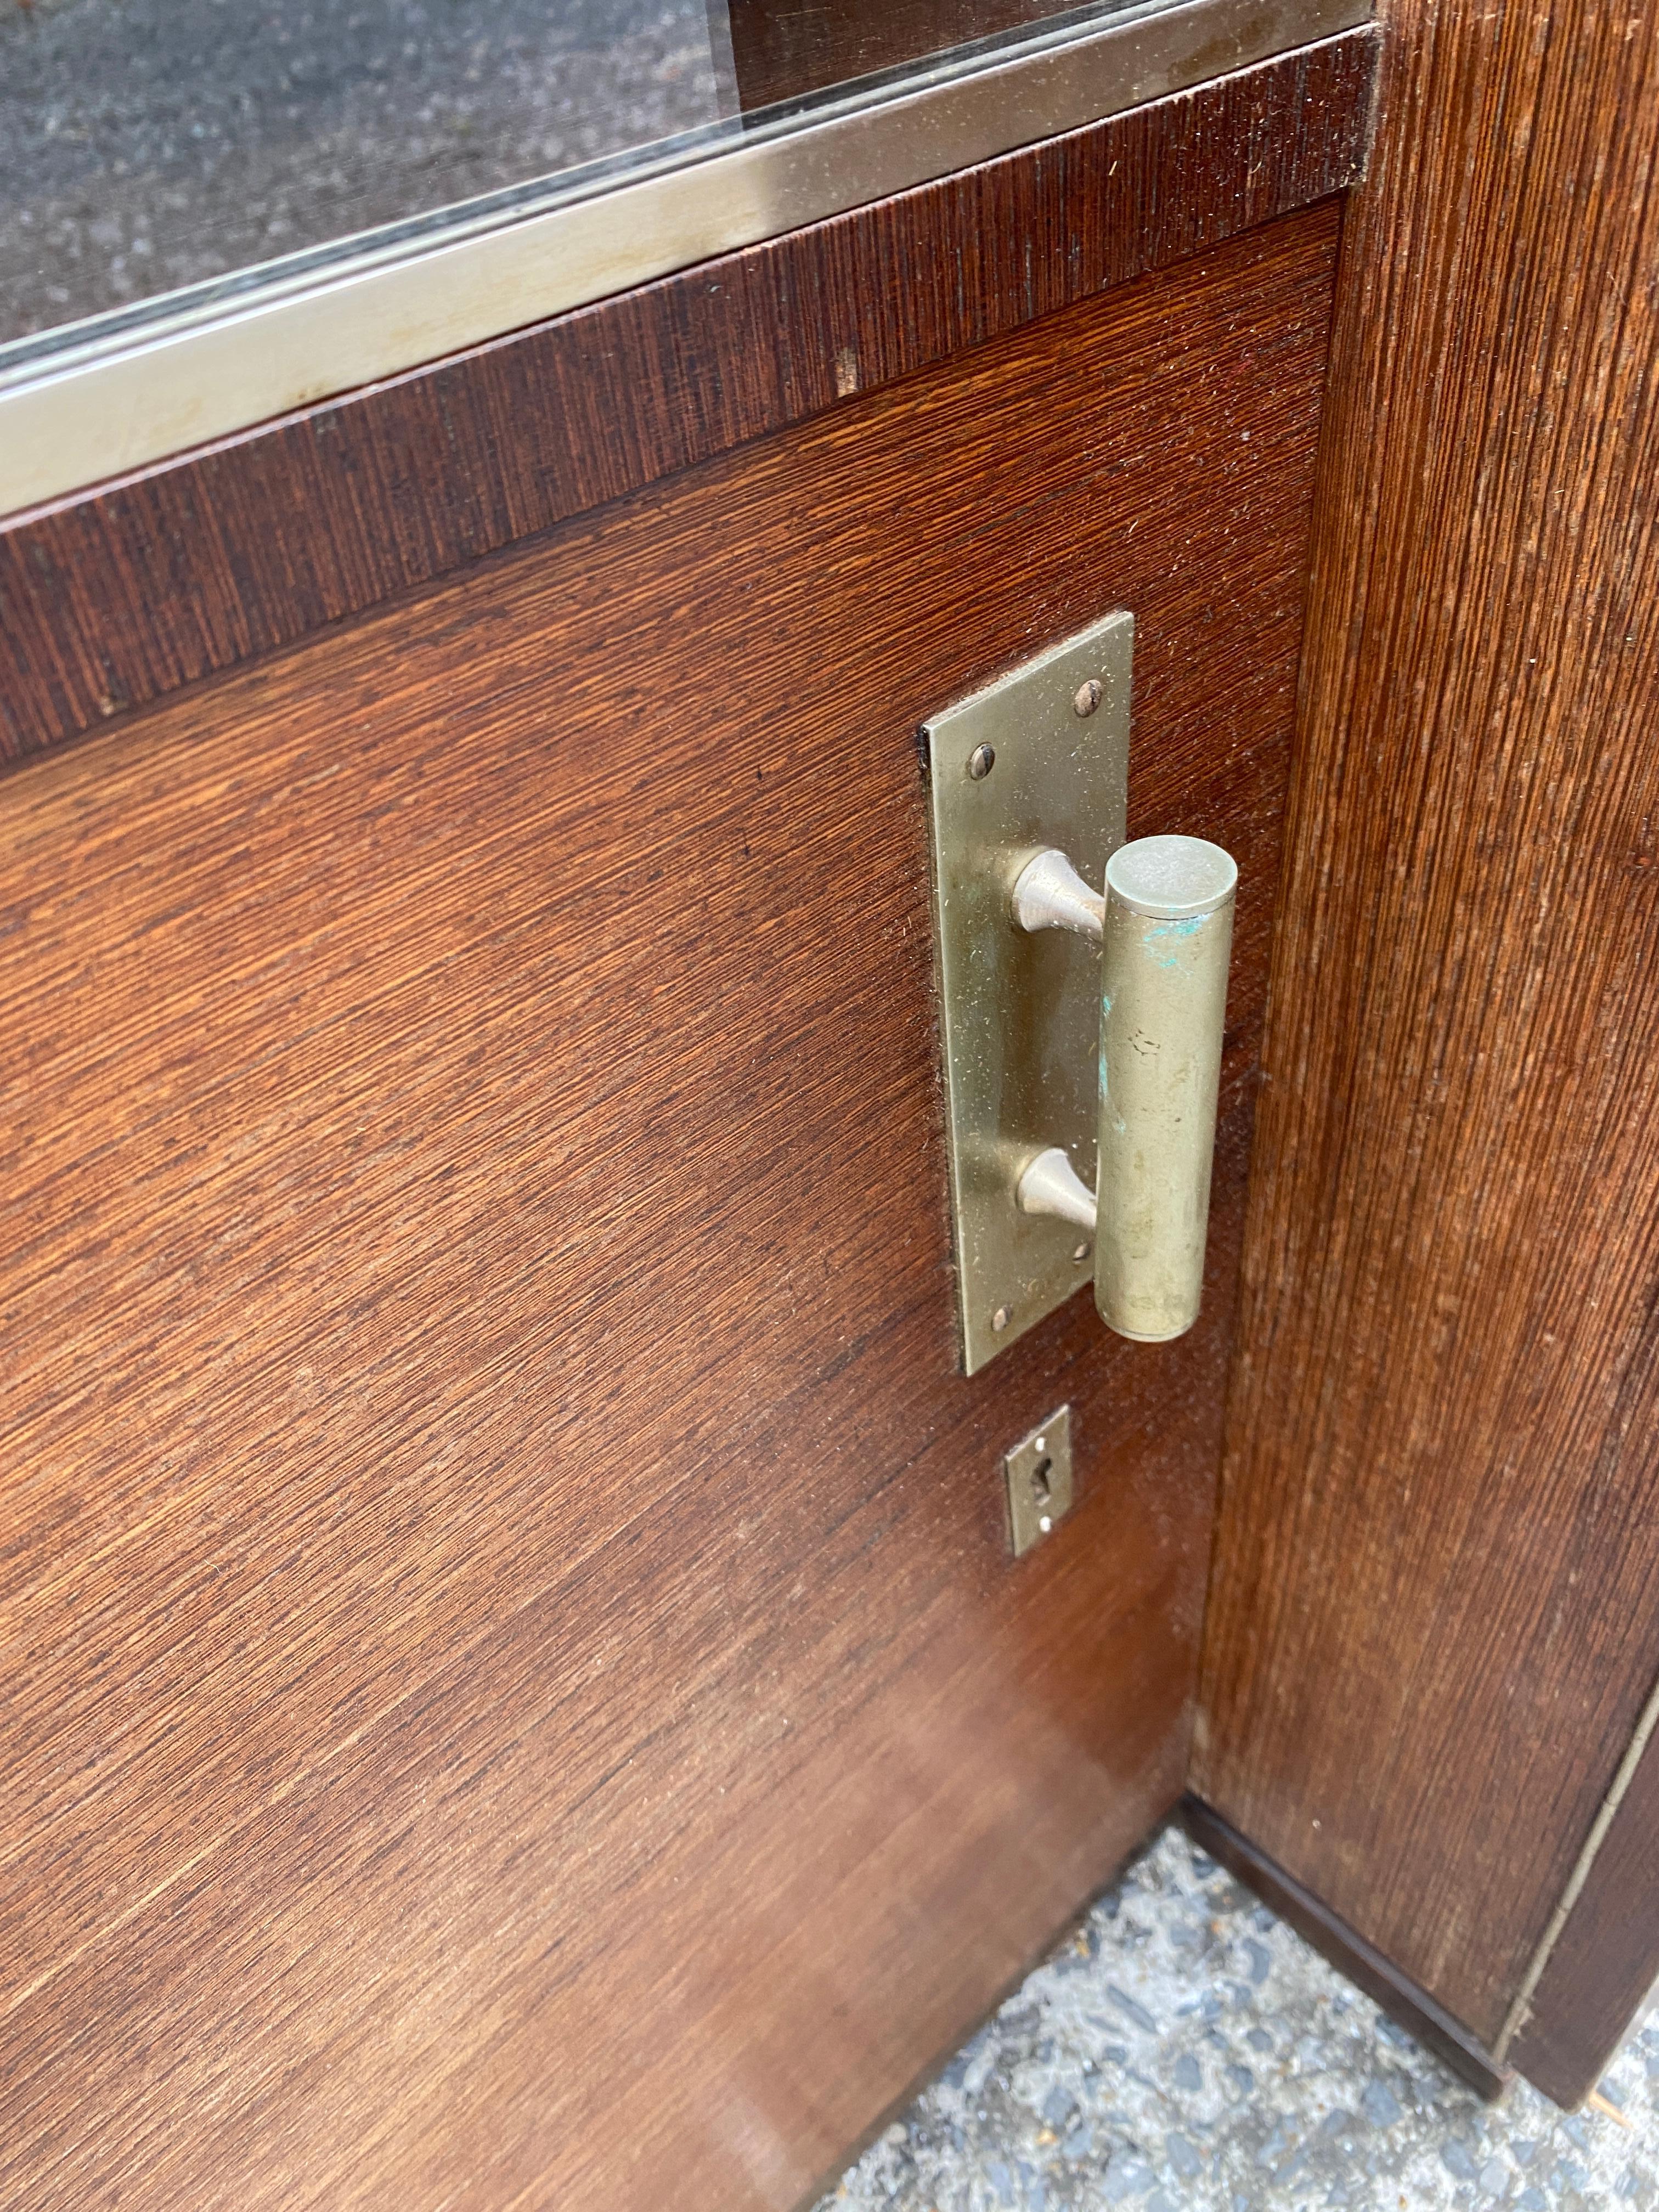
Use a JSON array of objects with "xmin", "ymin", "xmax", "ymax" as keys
[
  {"xmin": 1193, "ymin": 0, "xmax": 1659, "ymax": 2074},
  {"xmin": 0, "ymin": 210, "xmax": 1338, "ymax": 2210},
  {"xmin": 0, "ymin": 35, "xmax": 1375, "ymax": 769}
]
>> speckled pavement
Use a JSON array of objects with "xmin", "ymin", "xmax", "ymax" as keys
[
  {"xmin": 819, "ymin": 1825, "xmax": 1658, "ymax": 2211},
  {"xmin": 1, "ymin": 0, "xmax": 723, "ymax": 342}
]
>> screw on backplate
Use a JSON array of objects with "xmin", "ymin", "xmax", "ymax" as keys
[
  {"xmin": 992, "ymin": 1304, "xmax": 1009, "ymax": 1332},
  {"xmin": 968, "ymin": 743, "xmax": 996, "ymax": 780},
  {"xmin": 1073, "ymin": 679, "xmax": 1103, "ymax": 719},
  {"xmin": 1074, "ymin": 1241, "xmax": 1091, "ymax": 1263}
]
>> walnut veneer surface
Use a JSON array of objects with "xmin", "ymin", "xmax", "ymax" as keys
[{"xmin": 1, "ymin": 208, "xmax": 1339, "ymax": 2208}]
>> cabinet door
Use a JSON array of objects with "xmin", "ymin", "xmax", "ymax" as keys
[{"xmin": 0, "ymin": 7, "xmax": 1370, "ymax": 2202}]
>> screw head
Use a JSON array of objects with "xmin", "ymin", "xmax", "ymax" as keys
[
  {"xmin": 1073, "ymin": 679, "xmax": 1103, "ymax": 719},
  {"xmin": 991, "ymin": 1304, "xmax": 1009, "ymax": 1333},
  {"xmin": 1073, "ymin": 1242, "xmax": 1091, "ymax": 1263},
  {"xmin": 1038, "ymin": 1515, "xmax": 1053, "ymax": 1534},
  {"xmin": 968, "ymin": 743, "xmax": 996, "ymax": 780}
]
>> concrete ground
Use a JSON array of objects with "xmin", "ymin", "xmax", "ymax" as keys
[
  {"xmin": 819, "ymin": 1825, "xmax": 1659, "ymax": 2212},
  {"xmin": 0, "ymin": 0, "xmax": 725, "ymax": 342}
]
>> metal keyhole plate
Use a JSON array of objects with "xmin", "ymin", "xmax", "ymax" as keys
[{"xmin": 1005, "ymin": 1403, "xmax": 1076, "ymax": 1558}]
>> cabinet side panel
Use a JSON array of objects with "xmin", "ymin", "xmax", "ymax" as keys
[{"xmin": 1195, "ymin": 0, "xmax": 1659, "ymax": 2064}]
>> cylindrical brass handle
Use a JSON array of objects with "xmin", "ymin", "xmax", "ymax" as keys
[{"xmin": 1094, "ymin": 836, "xmax": 1236, "ymax": 1342}]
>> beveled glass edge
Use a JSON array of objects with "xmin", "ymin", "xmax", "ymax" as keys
[{"xmin": 0, "ymin": 0, "xmax": 1370, "ymax": 520}]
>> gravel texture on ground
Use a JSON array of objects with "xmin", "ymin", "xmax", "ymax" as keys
[
  {"xmin": 820, "ymin": 1825, "xmax": 1659, "ymax": 2212},
  {"xmin": 1, "ymin": 0, "xmax": 724, "ymax": 342}
]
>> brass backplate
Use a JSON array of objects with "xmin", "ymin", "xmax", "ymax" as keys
[
  {"xmin": 1005, "ymin": 1403, "xmax": 1075, "ymax": 1558},
  {"xmin": 924, "ymin": 611, "xmax": 1131, "ymax": 1372}
]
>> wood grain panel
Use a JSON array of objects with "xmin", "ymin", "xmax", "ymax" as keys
[
  {"xmin": 0, "ymin": 35, "xmax": 1374, "ymax": 771},
  {"xmin": 1193, "ymin": 0, "xmax": 1659, "ymax": 2069},
  {"xmin": 0, "ymin": 209, "xmax": 1338, "ymax": 2210}
]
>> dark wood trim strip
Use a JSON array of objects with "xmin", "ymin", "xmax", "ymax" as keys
[
  {"xmin": 0, "ymin": 30, "xmax": 1375, "ymax": 770},
  {"xmin": 1505, "ymin": 1694, "xmax": 1659, "ymax": 2108},
  {"xmin": 1181, "ymin": 1796, "xmax": 1513, "ymax": 2102}
]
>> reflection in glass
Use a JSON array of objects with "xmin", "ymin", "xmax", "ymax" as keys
[{"xmin": 725, "ymin": 0, "xmax": 1096, "ymax": 112}]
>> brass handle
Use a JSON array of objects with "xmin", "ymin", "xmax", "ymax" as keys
[{"xmin": 1012, "ymin": 835, "xmax": 1236, "ymax": 1343}]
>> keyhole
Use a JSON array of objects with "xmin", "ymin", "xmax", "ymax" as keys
[{"xmin": 1007, "ymin": 1414, "xmax": 1068, "ymax": 1553}]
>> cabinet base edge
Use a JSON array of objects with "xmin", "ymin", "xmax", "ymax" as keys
[{"xmin": 1181, "ymin": 1795, "xmax": 1512, "ymax": 2103}]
